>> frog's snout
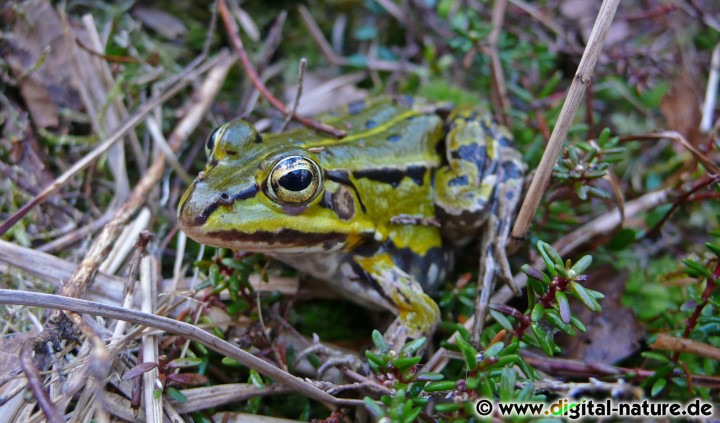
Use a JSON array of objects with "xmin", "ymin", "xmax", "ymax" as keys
[{"xmin": 178, "ymin": 180, "xmax": 258, "ymax": 230}]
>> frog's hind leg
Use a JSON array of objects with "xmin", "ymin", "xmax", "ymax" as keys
[{"xmin": 434, "ymin": 108, "xmax": 525, "ymax": 345}]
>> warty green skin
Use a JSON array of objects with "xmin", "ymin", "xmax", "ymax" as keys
[{"xmin": 177, "ymin": 97, "xmax": 524, "ymax": 344}]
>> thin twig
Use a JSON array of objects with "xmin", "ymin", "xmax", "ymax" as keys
[
  {"xmin": 20, "ymin": 340, "xmax": 63, "ymax": 423},
  {"xmin": 486, "ymin": 0, "xmax": 510, "ymax": 127},
  {"xmin": 0, "ymin": 290, "xmax": 341, "ymax": 405},
  {"xmin": 511, "ymin": 0, "xmax": 621, "ymax": 244},
  {"xmin": 0, "ymin": 54, "xmax": 226, "ymax": 237},
  {"xmin": 619, "ymin": 131, "xmax": 720, "ymax": 175},
  {"xmin": 217, "ymin": 0, "xmax": 346, "ymax": 138},
  {"xmin": 281, "ymin": 58, "xmax": 307, "ymax": 132}
]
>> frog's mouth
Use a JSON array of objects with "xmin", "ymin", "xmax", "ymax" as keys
[{"xmin": 178, "ymin": 181, "xmax": 349, "ymax": 253}]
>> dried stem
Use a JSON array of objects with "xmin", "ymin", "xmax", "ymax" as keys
[
  {"xmin": 511, "ymin": 0, "xmax": 620, "ymax": 243},
  {"xmin": 20, "ymin": 340, "xmax": 63, "ymax": 423},
  {"xmin": 0, "ymin": 54, "xmax": 226, "ymax": 237},
  {"xmin": 0, "ymin": 289, "xmax": 342, "ymax": 405},
  {"xmin": 217, "ymin": 0, "xmax": 346, "ymax": 138},
  {"xmin": 281, "ymin": 58, "xmax": 308, "ymax": 132}
]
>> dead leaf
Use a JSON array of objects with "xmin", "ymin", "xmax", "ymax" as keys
[
  {"xmin": 660, "ymin": 66, "xmax": 704, "ymax": 146},
  {"xmin": 6, "ymin": 0, "xmax": 82, "ymax": 125},
  {"xmin": 132, "ymin": 6, "xmax": 187, "ymax": 40},
  {"xmin": 557, "ymin": 265, "xmax": 644, "ymax": 364}
]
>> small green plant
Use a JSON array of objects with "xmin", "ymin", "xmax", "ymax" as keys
[
  {"xmin": 365, "ymin": 241, "xmax": 602, "ymax": 421},
  {"xmin": 553, "ymin": 127, "xmax": 625, "ymax": 200}
]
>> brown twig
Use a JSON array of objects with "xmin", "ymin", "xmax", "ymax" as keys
[
  {"xmin": 0, "ymin": 290, "xmax": 341, "ymax": 405},
  {"xmin": 20, "ymin": 340, "xmax": 63, "ymax": 423},
  {"xmin": 75, "ymin": 39, "xmax": 142, "ymax": 64},
  {"xmin": 643, "ymin": 174, "xmax": 720, "ymax": 238},
  {"xmin": 281, "ymin": 58, "xmax": 308, "ymax": 132},
  {"xmin": 511, "ymin": 0, "xmax": 620, "ymax": 244},
  {"xmin": 619, "ymin": 131, "xmax": 720, "ymax": 175},
  {"xmin": 653, "ymin": 333, "xmax": 720, "ymax": 362},
  {"xmin": 485, "ymin": 0, "xmax": 510, "ymax": 127},
  {"xmin": 217, "ymin": 0, "xmax": 345, "ymax": 138}
]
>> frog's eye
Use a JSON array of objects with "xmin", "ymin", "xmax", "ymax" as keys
[{"xmin": 267, "ymin": 156, "xmax": 323, "ymax": 206}]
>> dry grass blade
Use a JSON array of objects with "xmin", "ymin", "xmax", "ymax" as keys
[
  {"xmin": 0, "ymin": 53, "xmax": 227, "ymax": 237},
  {"xmin": 0, "ymin": 290, "xmax": 339, "ymax": 405},
  {"xmin": 511, "ymin": 0, "xmax": 621, "ymax": 243},
  {"xmin": 59, "ymin": 53, "xmax": 233, "ymax": 301}
]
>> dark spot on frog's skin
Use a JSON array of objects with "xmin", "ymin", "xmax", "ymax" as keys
[
  {"xmin": 353, "ymin": 165, "xmax": 426, "ymax": 188},
  {"xmin": 225, "ymin": 149, "xmax": 238, "ymax": 156},
  {"xmin": 365, "ymin": 119, "xmax": 378, "ymax": 129},
  {"xmin": 330, "ymin": 185, "xmax": 355, "ymax": 221},
  {"xmin": 192, "ymin": 184, "xmax": 258, "ymax": 226},
  {"xmin": 208, "ymin": 159, "xmax": 219, "ymax": 169},
  {"xmin": 448, "ymin": 175, "xmax": 469, "ymax": 186},
  {"xmin": 347, "ymin": 260, "xmax": 394, "ymax": 304},
  {"xmin": 382, "ymin": 241, "xmax": 448, "ymax": 291},
  {"xmin": 325, "ymin": 169, "xmax": 367, "ymax": 213},
  {"xmin": 501, "ymin": 160, "xmax": 522, "ymax": 181},
  {"xmin": 254, "ymin": 132, "xmax": 263, "ymax": 144},
  {"xmin": 347, "ymin": 99, "xmax": 366, "ymax": 115},
  {"xmin": 207, "ymin": 228, "xmax": 347, "ymax": 246},
  {"xmin": 498, "ymin": 135, "xmax": 512, "ymax": 147},
  {"xmin": 387, "ymin": 134, "xmax": 402, "ymax": 142},
  {"xmin": 452, "ymin": 144, "xmax": 495, "ymax": 176}
]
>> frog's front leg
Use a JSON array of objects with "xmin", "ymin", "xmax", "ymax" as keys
[
  {"xmin": 354, "ymin": 254, "xmax": 440, "ymax": 351},
  {"xmin": 435, "ymin": 107, "xmax": 525, "ymax": 344}
]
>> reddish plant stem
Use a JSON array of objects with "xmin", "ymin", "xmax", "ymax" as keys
[
  {"xmin": 538, "ymin": 277, "xmax": 570, "ymax": 308},
  {"xmin": 217, "ymin": 0, "xmax": 346, "ymax": 138},
  {"xmin": 672, "ymin": 259, "xmax": 720, "ymax": 362}
]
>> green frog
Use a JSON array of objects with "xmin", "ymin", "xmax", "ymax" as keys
[{"xmin": 177, "ymin": 97, "xmax": 524, "ymax": 347}]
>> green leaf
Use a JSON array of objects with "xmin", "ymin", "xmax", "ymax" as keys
[
  {"xmin": 569, "ymin": 282, "xmax": 602, "ymax": 312},
  {"xmin": 705, "ymin": 242, "xmax": 720, "ymax": 257},
  {"xmin": 372, "ymin": 330, "xmax": 389, "ymax": 353},
  {"xmin": 484, "ymin": 341, "xmax": 504, "ymax": 358},
  {"xmin": 456, "ymin": 334, "xmax": 478, "ymax": 370},
  {"xmin": 530, "ymin": 323, "xmax": 554, "ymax": 356},
  {"xmin": 365, "ymin": 350, "xmax": 386, "ymax": 367},
  {"xmin": 544, "ymin": 309, "xmax": 575, "ymax": 336},
  {"xmin": 489, "ymin": 309, "xmax": 514, "ymax": 332},
  {"xmin": 570, "ymin": 255, "xmax": 592, "ymax": 275},
  {"xmin": 424, "ymin": 381, "xmax": 457, "ymax": 392},
  {"xmin": 364, "ymin": 397, "xmax": 385, "ymax": 417},
  {"xmin": 434, "ymin": 402, "xmax": 461, "ymax": 413},
  {"xmin": 641, "ymin": 351, "xmax": 670, "ymax": 363},
  {"xmin": 499, "ymin": 367, "xmax": 516, "ymax": 402},
  {"xmin": 416, "ymin": 372, "xmax": 444, "ymax": 381},
  {"xmin": 683, "ymin": 259, "xmax": 712, "ymax": 279},
  {"xmin": 391, "ymin": 356, "xmax": 422, "ymax": 372},
  {"xmin": 651, "ymin": 378, "xmax": 666, "ymax": 396},
  {"xmin": 530, "ymin": 303, "xmax": 545, "ymax": 322},
  {"xmin": 555, "ymin": 291, "xmax": 571, "ymax": 323},
  {"xmin": 400, "ymin": 338, "xmax": 426, "ymax": 356},
  {"xmin": 538, "ymin": 241, "xmax": 560, "ymax": 276},
  {"xmin": 569, "ymin": 316, "xmax": 587, "ymax": 333}
]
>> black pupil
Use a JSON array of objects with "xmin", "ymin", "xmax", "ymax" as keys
[{"xmin": 279, "ymin": 169, "xmax": 312, "ymax": 192}]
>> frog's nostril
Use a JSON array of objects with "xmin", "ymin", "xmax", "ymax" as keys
[{"xmin": 218, "ymin": 192, "xmax": 232, "ymax": 205}]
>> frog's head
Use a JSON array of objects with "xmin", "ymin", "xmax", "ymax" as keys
[{"xmin": 178, "ymin": 120, "xmax": 375, "ymax": 253}]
